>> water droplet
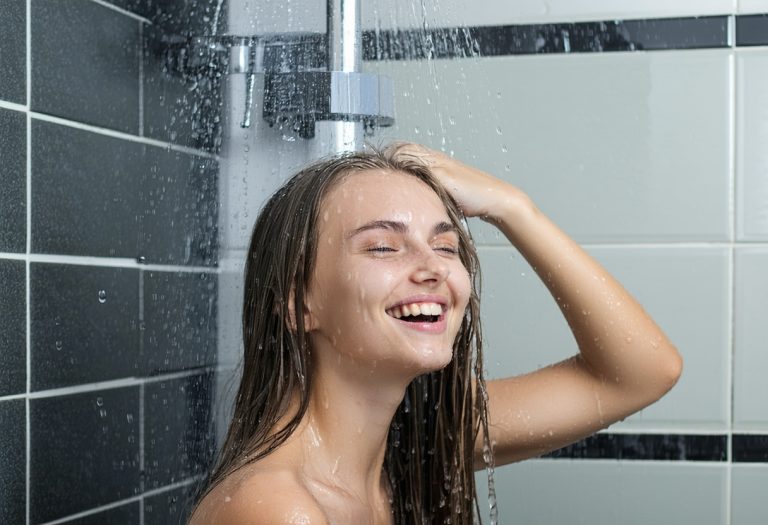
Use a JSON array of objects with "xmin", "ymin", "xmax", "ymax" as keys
[
  {"xmin": 495, "ymin": 126, "xmax": 502, "ymax": 135},
  {"xmin": 96, "ymin": 397, "xmax": 104, "ymax": 407},
  {"xmin": 501, "ymin": 145, "xmax": 508, "ymax": 153},
  {"xmin": 126, "ymin": 413, "xmax": 134, "ymax": 423},
  {"xmin": 55, "ymin": 340, "xmax": 63, "ymax": 351},
  {"xmin": 99, "ymin": 408, "xmax": 107, "ymax": 418},
  {"xmin": 98, "ymin": 290, "xmax": 107, "ymax": 303}
]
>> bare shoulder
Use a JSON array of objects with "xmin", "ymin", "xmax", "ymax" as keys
[{"xmin": 189, "ymin": 467, "xmax": 329, "ymax": 525}]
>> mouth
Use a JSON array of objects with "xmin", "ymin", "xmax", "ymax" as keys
[{"xmin": 385, "ymin": 300, "xmax": 448, "ymax": 333}]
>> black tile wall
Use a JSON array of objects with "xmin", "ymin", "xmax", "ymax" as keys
[
  {"xmin": 0, "ymin": 108, "xmax": 26, "ymax": 254},
  {"xmin": 31, "ymin": 120, "xmax": 143, "ymax": 258},
  {"xmin": 143, "ymin": 26, "xmax": 223, "ymax": 153},
  {"xmin": 544, "ymin": 433, "xmax": 728, "ymax": 461},
  {"xmin": 736, "ymin": 14, "xmax": 768, "ymax": 46},
  {"xmin": 30, "ymin": 0, "xmax": 140, "ymax": 134},
  {"xmin": 144, "ymin": 484, "xmax": 198, "ymax": 525},
  {"xmin": 31, "ymin": 120, "xmax": 219, "ymax": 265},
  {"xmin": 0, "ymin": 259, "xmax": 26, "ymax": 396},
  {"xmin": 0, "ymin": 399, "xmax": 25, "ymax": 525},
  {"xmin": 30, "ymin": 263, "xmax": 140, "ymax": 390},
  {"xmin": 144, "ymin": 373, "xmax": 216, "ymax": 489},
  {"xmin": 139, "ymin": 151, "xmax": 219, "ymax": 266},
  {"xmin": 110, "ymin": 0, "xmax": 224, "ymax": 36},
  {"xmin": 0, "ymin": 0, "xmax": 26, "ymax": 104},
  {"xmin": 733, "ymin": 434, "xmax": 768, "ymax": 462},
  {"xmin": 30, "ymin": 386, "xmax": 140, "ymax": 524},
  {"xmin": 143, "ymin": 271, "xmax": 217, "ymax": 374},
  {"xmin": 61, "ymin": 502, "xmax": 140, "ymax": 525}
]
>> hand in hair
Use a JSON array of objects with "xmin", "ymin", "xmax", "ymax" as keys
[{"xmin": 391, "ymin": 142, "xmax": 683, "ymax": 467}]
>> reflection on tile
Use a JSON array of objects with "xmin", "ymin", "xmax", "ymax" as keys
[
  {"xmin": 734, "ymin": 249, "xmax": 768, "ymax": 428},
  {"xmin": 143, "ymin": 26, "xmax": 223, "ymax": 152},
  {"xmin": 61, "ymin": 502, "xmax": 140, "ymax": 525},
  {"xmin": 731, "ymin": 465, "xmax": 768, "ymax": 524},
  {"xmin": 733, "ymin": 435, "xmax": 768, "ymax": 462},
  {"xmin": 0, "ymin": 0, "xmax": 25, "ymax": 104},
  {"xmin": 475, "ymin": 460, "xmax": 727, "ymax": 524},
  {"xmin": 370, "ymin": 49, "xmax": 731, "ymax": 242},
  {"xmin": 30, "ymin": 387, "xmax": 140, "ymax": 524},
  {"xmin": 142, "ymin": 271, "xmax": 217, "ymax": 374},
  {"xmin": 544, "ymin": 433, "xmax": 727, "ymax": 461},
  {"xmin": 144, "ymin": 484, "xmax": 198, "ymax": 525},
  {"xmin": 138, "ymin": 150, "xmax": 218, "ymax": 266},
  {"xmin": 0, "ymin": 399, "xmax": 25, "ymax": 525},
  {"xmin": 144, "ymin": 373, "xmax": 216, "ymax": 489},
  {"xmin": 30, "ymin": 263, "xmax": 140, "ymax": 390},
  {"xmin": 0, "ymin": 108, "xmax": 26, "ymax": 253},
  {"xmin": 736, "ymin": 52, "xmax": 768, "ymax": 240},
  {"xmin": 31, "ymin": 0, "xmax": 140, "ymax": 133},
  {"xmin": 0, "ymin": 259, "xmax": 25, "ymax": 396},
  {"xmin": 31, "ymin": 120, "xmax": 143, "ymax": 258},
  {"xmin": 478, "ymin": 246, "xmax": 729, "ymax": 430}
]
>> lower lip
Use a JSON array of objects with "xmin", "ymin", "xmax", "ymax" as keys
[{"xmin": 391, "ymin": 312, "xmax": 448, "ymax": 333}]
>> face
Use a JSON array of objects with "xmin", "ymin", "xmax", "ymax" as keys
[{"xmin": 304, "ymin": 170, "xmax": 471, "ymax": 378}]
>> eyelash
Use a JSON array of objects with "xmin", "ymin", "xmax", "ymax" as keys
[{"xmin": 367, "ymin": 246, "xmax": 458, "ymax": 254}]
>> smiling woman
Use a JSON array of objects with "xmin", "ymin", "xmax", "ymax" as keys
[{"xmin": 187, "ymin": 145, "xmax": 682, "ymax": 525}]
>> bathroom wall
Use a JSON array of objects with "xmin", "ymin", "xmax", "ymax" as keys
[
  {"xmin": 364, "ymin": 0, "xmax": 768, "ymax": 523},
  {"xmin": 0, "ymin": 1, "xmax": 221, "ymax": 523}
]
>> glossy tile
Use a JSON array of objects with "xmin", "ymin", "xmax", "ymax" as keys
[
  {"xmin": 739, "ymin": 1, "xmax": 768, "ymax": 14},
  {"xmin": 733, "ymin": 434, "xmax": 768, "ymax": 462},
  {"xmin": 477, "ymin": 246, "xmax": 730, "ymax": 430},
  {"xmin": 363, "ymin": 0, "xmax": 736, "ymax": 29},
  {"xmin": 30, "ymin": 263, "xmax": 140, "ymax": 390},
  {"xmin": 31, "ymin": 0, "xmax": 140, "ymax": 133},
  {"xmin": 736, "ymin": 14, "xmax": 768, "ymax": 45},
  {"xmin": 144, "ymin": 484, "xmax": 198, "ymax": 525},
  {"xmin": 0, "ymin": 0, "xmax": 26, "ymax": 104},
  {"xmin": 0, "ymin": 259, "xmax": 25, "ymax": 396},
  {"xmin": 475, "ymin": 460, "xmax": 727, "ymax": 524},
  {"xmin": 31, "ymin": 120, "xmax": 143, "ymax": 258},
  {"xmin": 0, "ymin": 108, "xmax": 26, "ymax": 253},
  {"xmin": 144, "ymin": 373, "xmax": 216, "ymax": 489},
  {"xmin": 142, "ymin": 271, "xmax": 217, "ymax": 374},
  {"xmin": 731, "ymin": 465, "xmax": 768, "ymax": 524},
  {"xmin": 30, "ymin": 387, "xmax": 140, "ymax": 524},
  {"xmin": 138, "ymin": 149, "xmax": 219, "ymax": 266},
  {"xmin": 545, "ymin": 433, "xmax": 727, "ymax": 461},
  {"xmin": 143, "ymin": 26, "xmax": 223, "ymax": 152},
  {"xmin": 370, "ymin": 49, "xmax": 731, "ymax": 243},
  {"xmin": 734, "ymin": 248, "xmax": 768, "ymax": 428},
  {"xmin": 0, "ymin": 399, "xmax": 25, "ymax": 525},
  {"xmin": 61, "ymin": 502, "xmax": 140, "ymax": 525},
  {"xmin": 736, "ymin": 51, "xmax": 768, "ymax": 240}
]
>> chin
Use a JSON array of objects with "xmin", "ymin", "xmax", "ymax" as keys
[{"xmin": 407, "ymin": 343, "xmax": 454, "ymax": 374}]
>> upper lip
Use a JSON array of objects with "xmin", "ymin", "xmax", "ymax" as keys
[{"xmin": 386, "ymin": 294, "xmax": 449, "ymax": 311}]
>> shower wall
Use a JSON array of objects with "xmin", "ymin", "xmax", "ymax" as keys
[
  {"xmin": 0, "ymin": 0, "xmax": 222, "ymax": 523},
  {"xmin": 363, "ymin": 0, "xmax": 768, "ymax": 524}
]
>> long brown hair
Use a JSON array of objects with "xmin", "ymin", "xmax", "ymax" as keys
[{"xmin": 195, "ymin": 148, "xmax": 492, "ymax": 523}]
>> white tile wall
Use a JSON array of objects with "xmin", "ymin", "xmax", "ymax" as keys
[
  {"xmin": 733, "ymin": 248, "xmax": 768, "ymax": 430},
  {"xmin": 736, "ymin": 51, "xmax": 768, "ymax": 241},
  {"xmin": 363, "ymin": 0, "xmax": 736, "ymax": 29},
  {"xmin": 731, "ymin": 465, "xmax": 768, "ymax": 524},
  {"xmin": 368, "ymin": 49, "xmax": 732, "ymax": 243},
  {"xmin": 475, "ymin": 460, "xmax": 728, "ymax": 525},
  {"xmin": 478, "ymin": 246, "xmax": 730, "ymax": 431},
  {"xmin": 738, "ymin": 0, "xmax": 768, "ymax": 13}
]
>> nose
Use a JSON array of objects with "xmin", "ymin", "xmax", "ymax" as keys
[{"xmin": 410, "ymin": 248, "xmax": 450, "ymax": 285}]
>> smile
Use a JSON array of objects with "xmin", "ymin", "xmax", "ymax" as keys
[{"xmin": 385, "ymin": 301, "xmax": 448, "ymax": 333}]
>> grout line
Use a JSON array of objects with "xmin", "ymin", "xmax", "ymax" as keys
[
  {"xmin": 25, "ymin": 0, "xmax": 32, "ymax": 520},
  {"xmin": 726, "ymin": 37, "xmax": 737, "ymax": 525},
  {"xmin": 88, "ymin": 0, "xmax": 152, "ymax": 24},
  {"xmin": 23, "ymin": 253, "xmax": 220, "ymax": 273},
  {"xmin": 28, "ymin": 111, "xmax": 218, "ymax": 160},
  {"xmin": 139, "ymin": 383, "xmax": 145, "ymax": 495},
  {"xmin": 0, "ymin": 99, "xmax": 28, "ymax": 113}
]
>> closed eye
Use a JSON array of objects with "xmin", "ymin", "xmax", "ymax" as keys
[
  {"xmin": 368, "ymin": 246, "xmax": 397, "ymax": 253},
  {"xmin": 436, "ymin": 247, "xmax": 459, "ymax": 254}
]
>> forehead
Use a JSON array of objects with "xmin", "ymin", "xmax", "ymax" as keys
[{"xmin": 320, "ymin": 170, "xmax": 450, "ymax": 232}]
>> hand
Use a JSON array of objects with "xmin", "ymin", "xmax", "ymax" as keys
[{"xmin": 387, "ymin": 143, "xmax": 529, "ymax": 222}]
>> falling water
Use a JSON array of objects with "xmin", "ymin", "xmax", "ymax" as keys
[{"xmin": 211, "ymin": 0, "xmax": 226, "ymax": 35}]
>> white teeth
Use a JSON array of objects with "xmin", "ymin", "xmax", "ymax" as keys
[{"xmin": 387, "ymin": 302, "xmax": 443, "ymax": 318}]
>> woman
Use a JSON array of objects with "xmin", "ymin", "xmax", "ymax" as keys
[{"xmin": 189, "ymin": 144, "xmax": 682, "ymax": 524}]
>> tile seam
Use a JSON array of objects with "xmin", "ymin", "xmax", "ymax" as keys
[
  {"xmin": 88, "ymin": 0, "xmax": 151, "ymax": 24},
  {"xmin": 25, "ymin": 0, "xmax": 32, "ymax": 521}
]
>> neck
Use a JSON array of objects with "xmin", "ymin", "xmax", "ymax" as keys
[{"xmin": 292, "ymin": 350, "xmax": 412, "ymax": 504}]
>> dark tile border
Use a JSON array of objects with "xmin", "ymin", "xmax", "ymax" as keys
[
  {"xmin": 733, "ymin": 434, "xmax": 768, "ymax": 463},
  {"xmin": 363, "ymin": 14, "xmax": 768, "ymax": 61},
  {"xmin": 542, "ymin": 433, "xmax": 727, "ymax": 462}
]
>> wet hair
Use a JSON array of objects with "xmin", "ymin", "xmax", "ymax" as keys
[{"xmin": 195, "ymin": 147, "xmax": 493, "ymax": 524}]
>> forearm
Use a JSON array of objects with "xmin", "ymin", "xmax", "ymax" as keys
[{"xmin": 487, "ymin": 187, "xmax": 683, "ymax": 394}]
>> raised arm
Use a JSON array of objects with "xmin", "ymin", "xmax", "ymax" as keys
[{"xmin": 391, "ymin": 144, "xmax": 683, "ymax": 468}]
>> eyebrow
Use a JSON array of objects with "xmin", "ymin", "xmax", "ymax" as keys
[{"xmin": 347, "ymin": 220, "xmax": 457, "ymax": 239}]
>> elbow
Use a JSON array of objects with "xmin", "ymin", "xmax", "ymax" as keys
[{"xmin": 659, "ymin": 344, "xmax": 683, "ymax": 394}]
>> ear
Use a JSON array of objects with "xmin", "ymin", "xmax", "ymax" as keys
[{"xmin": 287, "ymin": 287, "xmax": 318, "ymax": 333}]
